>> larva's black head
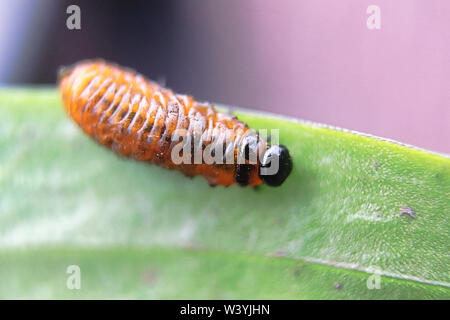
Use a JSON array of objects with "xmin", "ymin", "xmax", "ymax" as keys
[{"xmin": 259, "ymin": 145, "xmax": 293, "ymax": 187}]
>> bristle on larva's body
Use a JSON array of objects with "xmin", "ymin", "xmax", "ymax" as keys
[{"xmin": 59, "ymin": 60, "xmax": 274, "ymax": 186}]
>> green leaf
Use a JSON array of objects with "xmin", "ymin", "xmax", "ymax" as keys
[{"xmin": 0, "ymin": 88, "xmax": 449, "ymax": 299}]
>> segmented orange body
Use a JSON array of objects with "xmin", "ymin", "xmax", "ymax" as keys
[{"xmin": 59, "ymin": 60, "xmax": 265, "ymax": 186}]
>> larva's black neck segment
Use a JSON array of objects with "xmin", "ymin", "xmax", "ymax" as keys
[
  {"xmin": 233, "ymin": 134, "xmax": 263, "ymax": 186},
  {"xmin": 259, "ymin": 145, "xmax": 293, "ymax": 187},
  {"xmin": 234, "ymin": 164, "xmax": 252, "ymax": 186}
]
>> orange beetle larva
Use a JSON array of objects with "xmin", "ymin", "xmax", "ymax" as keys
[{"xmin": 58, "ymin": 60, "xmax": 292, "ymax": 187}]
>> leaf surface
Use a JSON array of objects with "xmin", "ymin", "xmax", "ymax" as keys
[{"xmin": 0, "ymin": 88, "xmax": 448, "ymax": 299}]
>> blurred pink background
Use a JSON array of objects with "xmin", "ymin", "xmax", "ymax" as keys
[
  {"xmin": 0, "ymin": 0, "xmax": 448, "ymax": 153},
  {"xmin": 180, "ymin": 0, "xmax": 450, "ymax": 153},
  {"xmin": 188, "ymin": 0, "xmax": 449, "ymax": 153}
]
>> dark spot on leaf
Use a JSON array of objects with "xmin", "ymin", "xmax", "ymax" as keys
[
  {"xmin": 268, "ymin": 250, "xmax": 287, "ymax": 257},
  {"xmin": 375, "ymin": 206, "xmax": 382, "ymax": 217},
  {"xmin": 372, "ymin": 162, "xmax": 380, "ymax": 170},
  {"xmin": 292, "ymin": 265, "xmax": 304, "ymax": 277},
  {"xmin": 399, "ymin": 206, "xmax": 415, "ymax": 219},
  {"xmin": 141, "ymin": 268, "xmax": 158, "ymax": 286},
  {"xmin": 334, "ymin": 283, "xmax": 342, "ymax": 290},
  {"xmin": 253, "ymin": 185, "xmax": 261, "ymax": 191}
]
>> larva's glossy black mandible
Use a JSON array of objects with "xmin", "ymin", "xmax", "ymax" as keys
[{"xmin": 59, "ymin": 60, "xmax": 292, "ymax": 187}]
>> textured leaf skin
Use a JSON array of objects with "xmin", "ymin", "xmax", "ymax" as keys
[
  {"xmin": 0, "ymin": 248, "xmax": 448, "ymax": 299},
  {"xmin": 0, "ymin": 88, "xmax": 449, "ymax": 299}
]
